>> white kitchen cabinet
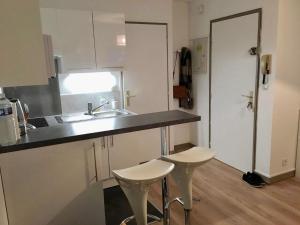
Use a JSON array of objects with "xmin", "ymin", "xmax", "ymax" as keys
[
  {"xmin": 40, "ymin": 8, "xmax": 62, "ymax": 57},
  {"xmin": 57, "ymin": 9, "xmax": 96, "ymax": 73},
  {"xmin": 0, "ymin": 170, "xmax": 8, "ymax": 225},
  {"xmin": 0, "ymin": 0, "xmax": 48, "ymax": 87},
  {"xmin": 93, "ymin": 12, "xmax": 126, "ymax": 69},
  {"xmin": 108, "ymin": 131, "xmax": 161, "ymax": 176},
  {"xmin": 40, "ymin": 9, "xmax": 126, "ymax": 72},
  {"xmin": 40, "ymin": 8, "xmax": 96, "ymax": 73},
  {"xmin": 98, "ymin": 132, "xmax": 161, "ymax": 182},
  {"xmin": 0, "ymin": 140, "xmax": 105, "ymax": 225}
]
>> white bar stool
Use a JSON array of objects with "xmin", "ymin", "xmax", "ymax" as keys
[
  {"xmin": 112, "ymin": 159, "xmax": 175, "ymax": 225},
  {"xmin": 162, "ymin": 147, "xmax": 215, "ymax": 225}
]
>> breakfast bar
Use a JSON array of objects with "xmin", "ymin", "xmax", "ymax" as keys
[
  {"xmin": 0, "ymin": 110, "xmax": 200, "ymax": 225},
  {"xmin": 0, "ymin": 110, "xmax": 200, "ymax": 153}
]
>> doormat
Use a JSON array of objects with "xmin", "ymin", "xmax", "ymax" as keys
[{"xmin": 104, "ymin": 186, "xmax": 163, "ymax": 225}]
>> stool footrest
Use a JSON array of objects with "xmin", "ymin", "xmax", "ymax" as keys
[
  {"xmin": 165, "ymin": 197, "xmax": 184, "ymax": 210},
  {"xmin": 120, "ymin": 214, "xmax": 161, "ymax": 225}
]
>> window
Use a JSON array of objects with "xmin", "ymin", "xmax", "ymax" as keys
[{"xmin": 59, "ymin": 72, "xmax": 121, "ymax": 95}]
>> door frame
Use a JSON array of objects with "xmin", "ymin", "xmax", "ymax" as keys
[
  {"xmin": 125, "ymin": 21, "xmax": 170, "ymax": 111},
  {"xmin": 124, "ymin": 21, "xmax": 171, "ymax": 149},
  {"xmin": 209, "ymin": 9, "xmax": 262, "ymax": 171}
]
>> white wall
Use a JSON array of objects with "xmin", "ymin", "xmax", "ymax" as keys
[
  {"xmin": 172, "ymin": 0, "xmax": 193, "ymax": 146},
  {"xmin": 188, "ymin": 0, "xmax": 279, "ymax": 176},
  {"xmin": 270, "ymin": 0, "xmax": 300, "ymax": 177}
]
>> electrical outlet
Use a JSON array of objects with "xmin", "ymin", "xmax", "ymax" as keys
[{"xmin": 282, "ymin": 159, "xmax": 288, "ymax": 167}]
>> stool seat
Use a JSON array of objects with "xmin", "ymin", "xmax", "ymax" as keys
[
  {"xmin": 162, "ymin": 147, "xmax": 215, "ymax": 166},
  {"xmin": 112, "ymin": 159, "xmax": 174, "ymax": 225},
  {"xmin": 112, "ymin": 159, "xmax": 175, "ymax": 183},
  {"xmin": 161, "ymin": 146, "xmax": 215, "ymax": 215}
]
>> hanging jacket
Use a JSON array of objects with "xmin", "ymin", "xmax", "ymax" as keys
[{"xmin": 179, "ymin": 47, "xmax": 193, "ymax": 109}]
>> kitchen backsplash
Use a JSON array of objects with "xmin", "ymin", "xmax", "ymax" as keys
[
  {"xmin": 4, "ymin": 71, "xmax": 123, "ymax": 117},
  {"xmin": 3, "ymin": 78, "xmax": 62, "ymax": 118}
]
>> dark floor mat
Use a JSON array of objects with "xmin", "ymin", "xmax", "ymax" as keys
[{"xmin": 104, "ymin": 186, "xmax": 162, "ymax": 225}]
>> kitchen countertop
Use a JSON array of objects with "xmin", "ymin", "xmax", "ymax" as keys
[{"xmin": 0, "ymin": 110, "xmax": 200, "ymax": 154}]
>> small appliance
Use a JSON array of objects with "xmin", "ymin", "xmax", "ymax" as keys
[
  {"xmin": 10, "ymin": 99, "xmax": 28, "ymax": 135},
  {"xmin": 0, "ymin": 94, "xmax": 19, "ymax": 145}
]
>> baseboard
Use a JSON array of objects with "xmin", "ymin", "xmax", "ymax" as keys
[
  {"xmin": 256, "ymin": 170, "xmax": 296, "ymax": 184},
  {"xmin": 174, "ymin": 143, "xmax": 195, "ymax": 152}
]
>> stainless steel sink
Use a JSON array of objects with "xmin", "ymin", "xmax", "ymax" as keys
[
  {"xmin": 93, "ymin": 110, "xmax": 130, "ymax": 118},
  {"xmin": 56, "ymin": 110, "xmax": 131, "ymax": 124}
]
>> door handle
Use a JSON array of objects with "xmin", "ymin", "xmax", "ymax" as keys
[
  {"xmin": 242, "ymin": 91, "xmax": 254, "ymax": 111},
  {"xmin": 101, "ymin": 137, "xmax": 106, "ymax": 149},
  {"xmin": 110, "ymin": 136, "xmax": 114, "ymax": 147},
  {"xmin": 241, "ymin": 95, "xmax": 253, "ymax": 99},
  {"xmin": 92, "ymin": 142, "xmax": 99, "ymax": 182},
  {"xmin": 125, "ymin": 90, "xmax": 136, "ymax": 107},
  {"xmin": 54, "ymin": 56, "xmax": 63, "ymax": 76}
]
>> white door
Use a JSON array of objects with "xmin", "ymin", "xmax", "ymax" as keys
[
  {"xmin": 109, "ymin": 23, "xmax": 169, "ymax": 173},
  {"xmin": 123, "ymin": 23, "xmax": 169, "ymax": 114},
  {"xmin": 211, "ymin": 13, "xmax": 259, "ymax": 173}
]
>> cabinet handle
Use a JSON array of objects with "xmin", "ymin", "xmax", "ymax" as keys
[
  {"xmin": 54, "ymin": 56, "xmax": 62, "ymax": 75},
  {"xmin": 110, "ymin": 136, "xmax": 114, "ymax": 147},
  {"xmin": 92, "ymin": 142, "xmax": 99, "ymax": 182},
  {"xmin": 101, "ymin": 137, "xmax": 106, "ymax": 149}
]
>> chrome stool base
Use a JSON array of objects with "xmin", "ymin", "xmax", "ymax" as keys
[
  {"xmin": 120, "ymin": 214, "xmax": 161, "ymax": 225},
  {"xmin": 184, "ymin": 209, "xmax": 191, "ymax": 225},
  {"xmin": 165, "ymin": 197, "xmax": 192, "ymax": 225}
]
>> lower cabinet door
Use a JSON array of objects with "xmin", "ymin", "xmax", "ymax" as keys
[
  {"xmin": 0, "ymin": 140, "xmax": 105, "ymax": 225},
  {"xmin": 0, "ymin": 169, "xmax": 8, "ymax": 225},
  {"xmin": 108, "ymin": 129, "xmax": 161, "ymax": 176},
  {"xmin": 96, "ymin": 137, "xmax": 110, "ymax": 180}
]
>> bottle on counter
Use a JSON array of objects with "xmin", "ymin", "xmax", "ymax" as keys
[
  {"xmin": 10, "ymin": 100, "xmax": 21, "ymax": 139},
  {"xmin": 0, "ymin": 94, "xmax": 19, "ymax": 145}
]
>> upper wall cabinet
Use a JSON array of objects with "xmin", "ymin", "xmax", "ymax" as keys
[
  {"xmin": 40, "ymin": 8, "xmax": 61, "ymax": 57},
  {"xmin": 57, "ymin": 9, "xmax": 96, "ymax": 73},
  {"xmin": 40, "ymin": 8, "xmax": 96, "ymax": 73},
  {"xmin": 40, "ymin": 9, "xmax": 126, "ymax": 73},
  {"xmin": 93, "ymin": 12, "xmax": 126, "ymax": 69},
  {"xmin": 0, "ymin": 0, "xmax": 48, "ymax": 87}
]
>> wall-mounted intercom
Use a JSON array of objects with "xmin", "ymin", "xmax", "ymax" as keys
[{"xmin": 261, "ymin": 54, "xmax": 272, "ymax": 89}]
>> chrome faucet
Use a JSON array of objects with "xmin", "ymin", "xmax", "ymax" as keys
[{"xmin": 87, "ymin": 101, "xmax": 110, "ymax": 115}]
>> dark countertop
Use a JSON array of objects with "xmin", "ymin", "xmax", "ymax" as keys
[{"xmin": 0, "ymin": 110, "xmax": 200, "ymax": 154}]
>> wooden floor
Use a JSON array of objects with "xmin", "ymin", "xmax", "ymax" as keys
[{"xmin": 148, "ymin": 159, "xmax": 300, "ymax": 225}]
